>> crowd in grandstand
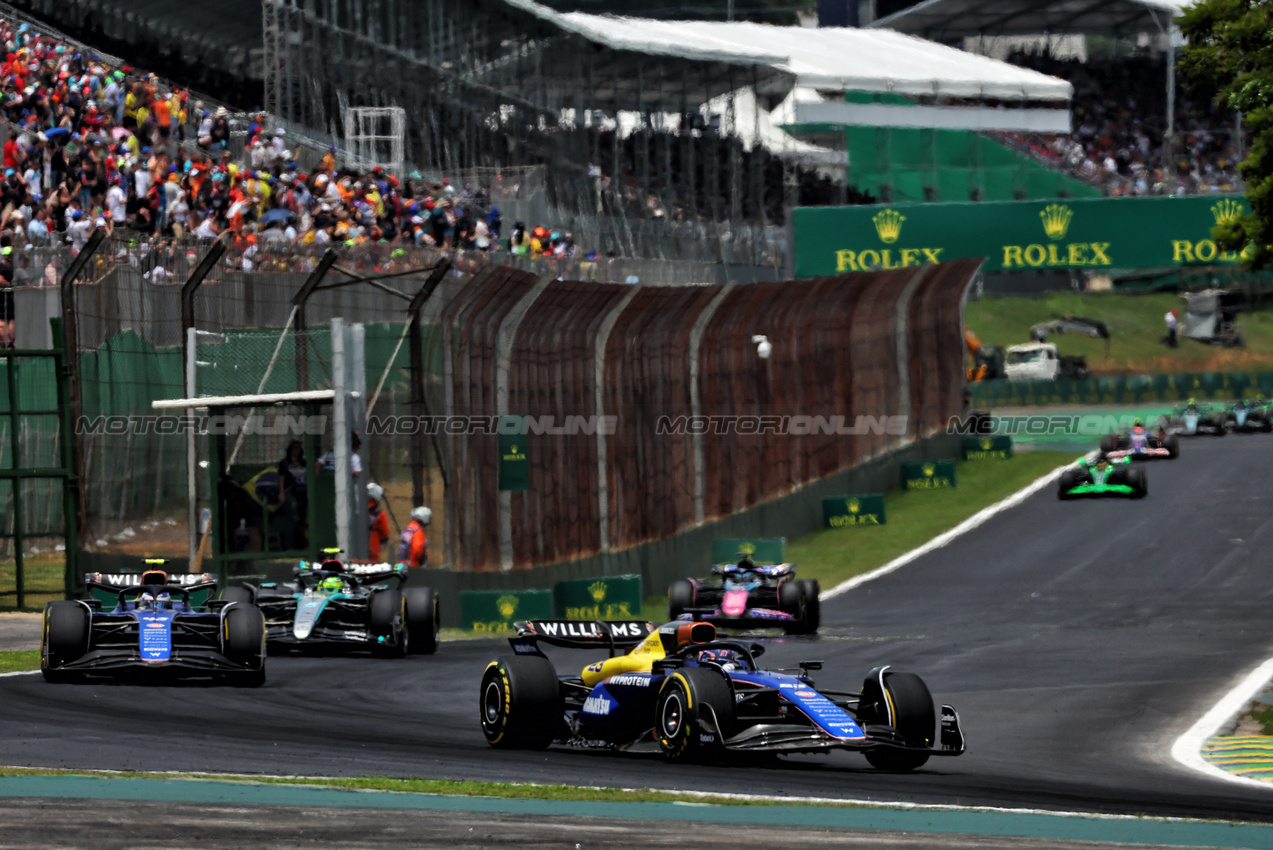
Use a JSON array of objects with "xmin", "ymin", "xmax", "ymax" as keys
[
  {"xmin": 0, "ymin": 15, "xmax": 592, "ymax": 287},
  {"xmin": 996, "ymin": 50, "xmax": 1245, "ymax": 196}
]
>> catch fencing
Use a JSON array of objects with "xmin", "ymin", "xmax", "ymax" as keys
[{"xmin": 34, "ymin": 233, "xmax": 977, "ymax": 573}]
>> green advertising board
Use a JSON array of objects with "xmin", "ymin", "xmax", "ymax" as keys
[
  {"xmin": 792, "ymin": 195, "xmax": 1250, "ymax": 277},
  {"xmin": 900, "ymin": 459, "xmax": 957, "ymax": 490},
  {"xmin": 710, "ymin": 538, "xmax": 786, "ymax": 564},
  {"xmin": 961, "ymin": 435, "xmax": 1014, "ymax": 460},
  {"xmin": 459, "ymin": 589, "xmax": 552, "ymax": 632},
  {"xmin": 497, "ymin": 415, "xmax": 529, "ymax": 491},
  {"xmin": 553, "ymin": 575, "xmax": 643, "ymax": 620},
  {"xmin": 970, "ymin": 371, "xmax": 1273, "ymax": 408},
  {"xmin": 823, "ymin": 494, "xmax": 886, "ymax": 529}
]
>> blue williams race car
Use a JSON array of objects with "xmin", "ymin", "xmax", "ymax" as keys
[
  {"xmin": 480, "ymin": 620, "xmax": 965, "ymax": 771},
  {"xmin": 42, "ymin": 564, "xmax": 266, "ymax": 686},
  {"xmin": 668, "ymin": 557, "xmax": 820, "ymax": 635}
]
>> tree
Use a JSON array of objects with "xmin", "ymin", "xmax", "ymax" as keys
[{"xmin": 1178, "ymin": 0, "xmax": 1273, "ymax": 267}]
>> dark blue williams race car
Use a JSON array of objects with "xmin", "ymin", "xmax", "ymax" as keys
[
  {"xmin": 668, "ymin": 558, "xmax": 820, "ymax": 635},
  {"xmin": 41, "ymin": 564, "xmax": 266, "ymax": 686},
  {"xmin": 480, "ymin": 620, "xmax": 965, "ymax": 771}
]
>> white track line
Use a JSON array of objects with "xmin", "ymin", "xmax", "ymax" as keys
[
  {"xmin": 0, "ymin": 670, "xmax": 38, "ymax": 677},
  {"xmin": 1171, "ymin": 656, "xmax": 1273, "ymax": 790},
  {"xmin": 821, "ymin": 463, "xmax": 1069, "ymax": 601}
]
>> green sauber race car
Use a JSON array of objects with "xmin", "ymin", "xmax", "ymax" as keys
[{"xmin": 1057, "ymin": 452, "xmax": 1147, "ymax": 500}]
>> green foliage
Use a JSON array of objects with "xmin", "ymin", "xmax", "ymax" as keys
[{"xmin": 1179, "ymin": 0, "xmax": 1273, "ymax": 267}]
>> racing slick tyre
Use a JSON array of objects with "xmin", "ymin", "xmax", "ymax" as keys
[
  {"xmin": 861, "ymin": 669, "xmax": 935, "ymax": 772},
  {"xmin": 779, "ymin": 579, "xmax": 808, "ymax": 634},
  {"xmin": 1163, "ymin": 434, "xmax": 1180, "ymax": 458},
  {"xmin": 404, "ymin": 586, "xmax": 439, "ymax": 656},
  {"xmin": 370, "ymin": 588, "xmax": 408, "ymax": 658},
  {"xmin": 219, "ymin": 585, "xmax": 254, "ymax": 606},
  {"xmin": 222, "ymin": 604, "xmax": 266, "ymax": 687},
  {"xmin": 655, "ymin": 667, "xmax": 735, "ymax": 762},
  {"xmin": 1099, "ymin": 435, "xmax": 1118, "ymax": 454},
  {"xmin": 1211, "ymin": 415, "xmax": 1227, "ymax": 435},
  {"xmin": 668, "ymin": 580, "xmax": 695, "ymax": 620},
  {"xmin": 480, "ymin": 656, "xmax": 563, "ymax": 750},
  {"xmin": 800, "ymin": 579, "xmax": 821, "ymax": 633},
  {"xmin": 1057, "ymin": 468, "xmax": 1079, "ymax": 500},
  {"xmin": 42, "ymin": 601, "xmax": 88, "ymax": 683},
  {"xmin": 1125, "ymin": 466, "xmax": 1148, "ymax": 499}
]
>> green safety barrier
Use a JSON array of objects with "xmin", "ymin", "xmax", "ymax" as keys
[
  {"xmin": 822, "ymin": 494, "xmax": 886, "ymax": 528},
  {"xmin": 710, "ymin": 538, "xmax": 786, "ymax": 564},
  {"xmin": 970, "ymin": 371, "xmax": 1273, "ymax": 408},
  {"xmin": 900, "ymin": 459, "xmax": 957, "ymax": 490},
  {"xmin": 459, "ymin": 589, "xmax": 553, "ymax": 632},
  {"xmin": 553, "ymin": 575, "xmax": 643, "ymax": 620},
  {"xmin": 960, "ymin": 435, "xmax": 1014, "ymax": 460},
  {"xmin": 793, "ymin": 194, "xmax": 1249, "ymax": 277}
]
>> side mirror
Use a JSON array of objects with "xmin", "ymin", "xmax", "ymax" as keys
[{"xmin": 799, "ymin": 660, "xmax": 823, "ymax": 672}]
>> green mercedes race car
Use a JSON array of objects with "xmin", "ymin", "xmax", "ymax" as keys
[{"xmin": 1057, "ymin": 452, "xmax": 1147, "ymax": 500}]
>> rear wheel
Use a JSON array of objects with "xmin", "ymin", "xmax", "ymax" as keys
[
  {"xmin": 655, "ymin": 667, "xmax": 735, "ymax": 761},
  {"xmin": 1057, "ymin": 468, "xmax": 1079, "ymax": 500},
  {"xmin": 404, "ymin": 586, "xmax": 439, "ymax": 655},
  {"xmin": 1163, "ymin": 434, "xmax": 1180, "ymax": 458},
  {"xmin": 222, "ymin": 604, "xmax": 266, "ymax": 687},
  {"xmin": 370, "ymin": 589, "xmax": 408, "ymax": 657},
  {"xmin": 799, "ymin": 579, "xmax": 821, "ymax": 633},
  {"xmin": 779, "ymin": 579, "xmax": 806, "ymax": 634},
  {"xmin": 42, "ymin": 601, "xmax": 88, "ymax": 683},
  {"xmin": 1125, "ymin": 466, "xmax": 1147, "ymax": 499},
  {"xmin": 219, "ymin": 585, "xmax": 254, "ymax": 606},
  {"xmin": 861, "ymin": 669, "xmax": 936, "ymax": 772},
  {"xmin": 1099, "ymin": 435, "xmax": 1118, "ymax": 453},
  {"xmin": 668, "ymin": 580, "xmax": 695, "ymax": 620},
  {"xmin": 480, "ymin": 656, "xmax": 562, "ymax": 749}
]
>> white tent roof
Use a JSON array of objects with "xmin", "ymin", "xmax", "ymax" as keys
[
  {"xmin": 504, "ymin": 0, "xmax": 1072, "ymax": 101},
  {"xmin": 871, "ymin": 0, "xmax": 1190, "ymax": 39}
]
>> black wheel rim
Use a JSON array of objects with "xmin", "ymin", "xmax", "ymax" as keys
[
  {"xmin": 483, "ymin": 680, "xmax": 502, "ymax": 725},
  {"xmin": 660, "ymin": 692, "xmax": 683, "ymax": 738}
]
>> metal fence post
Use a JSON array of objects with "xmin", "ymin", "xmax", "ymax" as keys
[
  {"xmin": 407, "ymin": 259, "xmax": 450, "ymax": 508},
  {"xmin": 292, "ymin": 249, "xmax": 339, "ymax": 393}
]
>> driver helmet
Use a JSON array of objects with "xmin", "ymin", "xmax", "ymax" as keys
[
  {"xmin": 1133, "ymin": 417, "xmax": 1144, "ymax": 428},
  {"xmin": 155, "ymin": 592, "xmax": 172, "ymax": 610},
  {"xmin": 320, "ymin": 576, "xmax": 343, "ymax": 593},
  {"xmin": 137, "ymin": 592, "xmax": 154, "ymax": 610},
  {"xmin": 696, "ymin": 647, "xmax": 741, "ymax": 672}
]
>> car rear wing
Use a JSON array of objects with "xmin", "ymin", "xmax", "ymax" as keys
[
  {"xmin": 710, "ymin": 562, "xmax": 795, "ymax": 577},
  {"xmin": 511, "ymin": 620, "xmax": 656, "ymax": 657},
  {"xmin": 84, "ymin": 572, "xmax": 219, "ymax": 609}
]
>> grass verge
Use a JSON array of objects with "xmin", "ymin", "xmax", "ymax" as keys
[
  {"xmin": 787, "ymin": 452, "xmax": 1072, "ymax": 589},
  {"xmin": 0, "ymin": 765, "xmax": 870, "ymax": 807},
  {"xmin": 0, "ymin": 651, "xmax": 38, "ymax": 674},
  {"xmin": 966, "ymin": 292, "xmax": 1273, "ymax": 376}
]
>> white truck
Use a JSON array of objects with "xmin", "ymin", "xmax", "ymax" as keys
[{"xmin": 1003, "ymin": 342, "xmax": 1089, "ymax": 381}]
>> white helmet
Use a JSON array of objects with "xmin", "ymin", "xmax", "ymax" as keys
[
  {"xmin": 367, "ymin": 482, "xmax": 384, "ymax": 502},
  {"xmin": 411, "ymin": 506, "xmax": 432, "ymax": 525}
]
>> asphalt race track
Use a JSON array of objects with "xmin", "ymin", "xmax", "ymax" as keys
[{"xmin": 4, "ymin": 439, "xmax": 1273, "ymax": 822}]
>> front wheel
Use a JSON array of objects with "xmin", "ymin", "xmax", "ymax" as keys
[
  {"xmin": 799, "ymin": 579, "xmax": 821, "ymax": 633},
  {"xmin": 480, "ymin": 656, "xmax": 562, "ymax": 749},
  {"xmin": 861, "ymin": 668, "xmax": 935, "ymax": 772},
  {"xmin": 655, "ymin": 667, "xmax": 735, "ymax": 761},
  {"xmin": 42, "ymin": 601, "xmax": 89, "ymax": 683},
  {"xmin": 1125, "ymin": 466, "xmax": 1147, "ymax": 499},
  {"xmin": 222, "ymin": 604, "xmax": 266, "ymax": 687},
  {"xmin": 1162, "ymin": 434, "xmax": 1180, "ymax": 458},
  {"xmin": 779, "ymin": 579, "xmax": 806, "ymax": 634},
  {"xmin": 404, "ymin": 587, "xmax": 439, "ymax": 655}
]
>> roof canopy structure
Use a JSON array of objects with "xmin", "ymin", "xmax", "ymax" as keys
[
  {"xmin": 501, "ymin": 0, "xmax": 1072, "ymax": 105},
  {"xmin": 870, "ymin": 0, "xmax": 1190, "ymax": 39}
]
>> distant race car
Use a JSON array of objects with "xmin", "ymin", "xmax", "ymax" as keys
[
  {"xmin": 223, "ymin": 552, "xmax": 438, "ymax": 656},
  {"xmin": 479, "ymin": 619, "xmax": 966, "ymax": 771},
  {"xmin": 1159, "ymin": 401, "xmax": 1226, "ymax": 437},
  {"xmin": 42, "ymin": 563, "xmax": 266, "ymax": 685},
  {"xmin": 1058, "ymin": 452, "xmax": 1147, "ymax": 500},
  {"xmin": 668, "ymin": 558, "xmax": 819, "ymax": 635},
  {"xmin": 1224, "ymin": 398, "xmax": 1272, "ymax": 433},
  {"xmin": 1100, "ymin": 419, "xmax": 1179, "ymax": 460}
]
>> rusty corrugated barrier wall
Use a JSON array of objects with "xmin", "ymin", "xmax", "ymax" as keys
[{"xmin": 438, "ymin": 259, "xmax": 982, "ymax": 569}]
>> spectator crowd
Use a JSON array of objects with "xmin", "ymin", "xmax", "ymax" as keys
[{"xmin": 995, "ymin": 50, "xmax": 1246, "ymax": 197}]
